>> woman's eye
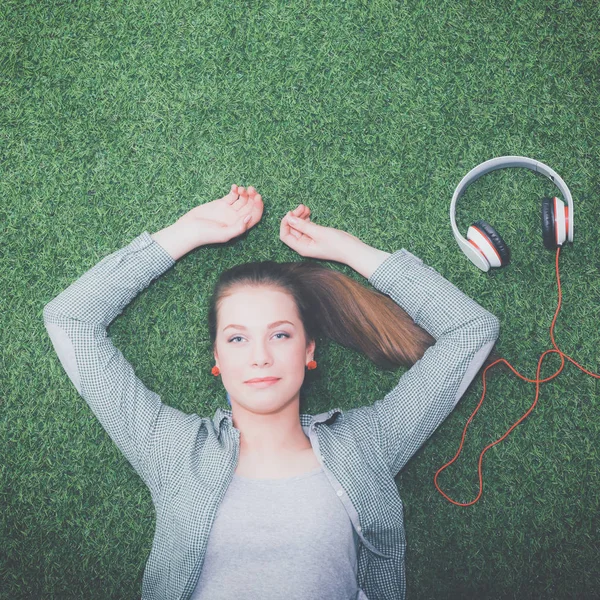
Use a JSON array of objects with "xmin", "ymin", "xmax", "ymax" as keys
[{"xmin": 228, "ymin": 333, "xmax": 290, "ymax": 343}]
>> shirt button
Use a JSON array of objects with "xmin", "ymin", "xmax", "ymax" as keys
[
  {"xmin": 337, "ymin": 490, "xmax": 344, "ymax": 497},
  {"xmin": 321, "ymin": 454, "xmax": 325, "ymax": 461},
  {"xmin": 357, "ymin": 526, "xmax": 362, "ymax": 532}
]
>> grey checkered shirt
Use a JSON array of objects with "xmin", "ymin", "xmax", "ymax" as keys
[{"xmin": 43, "ymin": 231, "xmax": 500, "ymax": 600}]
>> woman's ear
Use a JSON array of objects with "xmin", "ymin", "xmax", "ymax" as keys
[{"xmin": 306, "ymin": 339, "xmax": 316, "ymax": 362}]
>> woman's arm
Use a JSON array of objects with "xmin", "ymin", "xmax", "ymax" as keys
[
  {"xmin": 341, "ymin": 237, "xmax": 500, "ymax": 477},
  {"xmin": 278, "ymin": 210, "xmax": 500, "ymax": 476},
  {"xmin": 338, "ymin": 238, "xmax": 392, "ymax": 279},
  {"xmin": 150, "ymin": 221, "xmax": 199, "ymax": 261},
  {"xmin": 43, "ymin": 230, "xmax": 198, "ymax": 497},
  {"xmin": 43, "ymin": 187, "xmax": 264, "ymax": 496}
]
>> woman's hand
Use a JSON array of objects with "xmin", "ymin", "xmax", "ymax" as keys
[
  {"xmin": 151, "ymin": 185, "xmax": 263, "ymax": 260},
  {"xmin": 175, "ymin": 184, "xmax": 264, "ymax": 246},
  {"xmin": 280, "ymin": 204, "xmax": 363, "ymax": 264}
]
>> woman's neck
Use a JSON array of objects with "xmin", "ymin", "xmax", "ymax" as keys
[{"xmin": 232, "ymin": 398, "xmax": 311, "ymax": 457}]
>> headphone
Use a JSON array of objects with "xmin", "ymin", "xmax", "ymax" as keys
[
  {"xmin": 435, "ymin": 156, "xmax": 598, "ymax": 507},
  {"xmin": 450, "ymin": 156, "xmax": 574, "ymax": 271}
]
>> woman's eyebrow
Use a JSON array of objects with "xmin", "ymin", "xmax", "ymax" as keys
[{"xmin": 223, "ymin": 320, "xmax": 295, "ymax": 332}]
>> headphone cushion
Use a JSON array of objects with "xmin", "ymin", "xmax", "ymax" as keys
[
  {"xmin": 472, "ymin": 220, "xmax": 511, "ymax": 266},
  {"xmin": 541, "ymin": 197, "xmax": 556, "ymax": 249}
]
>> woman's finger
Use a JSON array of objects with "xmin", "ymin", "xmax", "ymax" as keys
[
  {"xmin": 240, "ymin": 213, "xmax": 252, "ymax": 232},
  {"xmin": 280, "ymin": 215, "xmax": 299, "ymax": 247},
  {"xmin": 291, "ymin": 204, "xmax": 309, "ymax": 219},
  {"xmin": 224, "ymin": 185, "xmax": 238, "ymax": 204},
  {"xmin": 289, "ymin": 213, "xmax": 306, "ymax": 240},
  {"xmin": 286, "ymin": 214, "xmax": 309, "ymax": 231},
  {"xmin": 235, "ymin": 191, "xmax": 250, "ymax": 210},
  {"xmin": 280, "ymin": 214, "xmax": 294, "ymax": 239}
]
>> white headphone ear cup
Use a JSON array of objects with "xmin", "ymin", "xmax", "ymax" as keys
[
  {"xmin": 553, "ymin": 197, "xmax": 567, "ymax": 246},
  {"xmin": 467, "ymin": 224, "xmax": 506, "ymax": 268}
]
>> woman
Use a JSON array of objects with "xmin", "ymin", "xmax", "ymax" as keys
[{"xmin": 43, "ymin": 185, "xmax": 500, "ymax": 600}]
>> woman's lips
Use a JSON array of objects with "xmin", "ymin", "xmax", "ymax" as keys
[{"xmin": 245, "ymin": 378, "xmax": 280, "ymax": 388}]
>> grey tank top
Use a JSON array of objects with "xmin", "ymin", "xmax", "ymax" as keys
[{"xmin": 191, "ymin": 466, "xmax": 361, "ymax": 600}]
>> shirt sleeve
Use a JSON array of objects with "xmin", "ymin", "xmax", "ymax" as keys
[
  {"xmin": 349, "ymin": 249, "xmax": 500, "ymax": 477},
  {"xmin": 43, "ymin": 231, "xmax": 199, "ymax": 498}
]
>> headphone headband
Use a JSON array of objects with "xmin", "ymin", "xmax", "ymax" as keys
[{"xmin": 450, "ymin": 156, "xmax": 574, "ymax": 261}]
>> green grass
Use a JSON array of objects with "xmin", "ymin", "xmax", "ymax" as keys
[{"xmin": 2, "ymin": 0, "xmax": 600, "ymax": 598}]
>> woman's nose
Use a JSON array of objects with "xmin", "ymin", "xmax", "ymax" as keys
[{"xmin": 251, "ymin": 341, "xmax": 272, "ymax": 366}]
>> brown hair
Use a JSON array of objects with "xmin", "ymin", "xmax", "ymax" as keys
[{"xmin": 208, "ymin": 260, "xmax": 500, "ymax": 373}]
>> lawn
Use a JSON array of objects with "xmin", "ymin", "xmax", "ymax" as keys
[{"xmin": 1, "ymin": 0, "xmax": 599, "ymax": 598}]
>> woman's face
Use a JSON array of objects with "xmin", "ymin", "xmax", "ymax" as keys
[{"xmin": 213, "ymin": 286, "xmax": 316, "ymax": 413}]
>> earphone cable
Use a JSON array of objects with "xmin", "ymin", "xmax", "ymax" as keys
[{"xmin": 434, "ymin": 246, "xmax": 600, "ymax": 506}]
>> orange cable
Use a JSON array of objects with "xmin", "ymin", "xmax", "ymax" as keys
[{"xmin": 434, "ymin": 246, "xmax": 600, "ymax": 506}]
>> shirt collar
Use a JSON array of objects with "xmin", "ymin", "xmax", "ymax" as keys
[{"xmin": 212, "ymin": 406, "xmax": 343, "ymax": 438}]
